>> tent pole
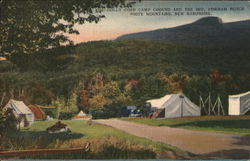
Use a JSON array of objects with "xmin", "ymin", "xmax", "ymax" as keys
[
  {"xmin": 208, "ymin": 94, "xmax": 211, "ymax": 115},
  {"xmin": 218, "ymin": 97, "xmax": 225, "ymax": 115},
  {"xmin": 218, "ymin": 96, "xmax": 220, "ymax": 115},
  {"xmin": 180, "ymin": 95, "xmax": 184, "ymax": 118},
  {"xmin": 181, "ymin": 100, "xmax": 183, "ymax": 118},
  {"xmin": 200, "ymin": 96, "xmax": 208, "ymax": 115},
  {"xmin": 212, "ymin": 98, "xmax": 218, "ymax": 115}
]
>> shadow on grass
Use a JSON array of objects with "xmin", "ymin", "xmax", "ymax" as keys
[
  {"xmin": 232, "ymin": 135, "xmax": 250, "ymax": 146},
  {"xmin": 19, "ymin": 130, "xmax": 84, "ymax": 140},
  {"xmin": 6, "ymin": 130, "xmax": 84, "ymax": 150},
  {"xmin": 16, "ymin": 145, "xmax": 157, "ymax": 159},
  {"xmin": 200, "ymin": 149, "xmax": 250, "ymax": 159},
  {"xmin": 169, "ymin": 120, "xmax": 250, "ymax": 129},
  {"xmin": 95, "ymin": 145, "xmax": 156, "ymax": 159}
]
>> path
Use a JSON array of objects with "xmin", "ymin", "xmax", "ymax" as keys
[{"xmin": 94, "ymin": 119, "xmax": 250, "ymax": 158}]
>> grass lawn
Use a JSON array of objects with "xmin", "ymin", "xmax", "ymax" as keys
[
  {"xmin": 3, "ymin": 120, "xmax": 188, "ymax": 159},
  {"xmin": 120, "ymin": 115, "xmax": 250, "ymax": 135}
]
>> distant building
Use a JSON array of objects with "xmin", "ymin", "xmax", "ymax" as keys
[
  {"xmin": 4, "ymin": 99, "xmax": 35, "ymax": 128},
  {"xmin": 28, "ymin": 104, "xmax": 46, "ymax": 120}
]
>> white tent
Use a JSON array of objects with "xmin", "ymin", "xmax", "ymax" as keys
[
  {"xmin": 72, "ymin": 110, "xmax": 91, "ymax": 120},
  {"xmin": 77, "ymin": 110, "xmax": 87, "ymax": 117},
  {"xmin": 4, "ymin": 99, "xmax": 35, "ymax": 127},
  {"xmin": 228, "ymin": 91, "xmax": 250, "ymax": 115},
  {"xmin": 147, "ymin": 94, "xmax": 201, "ymax": 118}
]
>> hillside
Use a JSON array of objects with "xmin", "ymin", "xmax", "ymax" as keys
[
  {"xmin": 117, "ymin": 17, "xmax": 250, "ymax": 49},
  {"xmin": 1, "ymin": 40, "xmax": 250, "ymax": 117},
  {"xmin": 4, "ymin": 40, "xmax": 250, "ymax": 75}
]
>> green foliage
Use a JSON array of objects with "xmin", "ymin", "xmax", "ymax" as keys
[
  {"xmin": 9, "ymin": 46, "xmax": 77, "ymax": 72},
  {"xmin": 41, "ymin": 108, "xmax": 58, "ymax": 119},
  {"xmin": 0, "ymin": 109, "xmax": 17, "ymax": 136},
  {"xmin": 1, "ymin": 40, "xmax": 250, "ymax": 117},
  {"xmin": 58, "ymin": 112, "xmax": 75, "ymax": 120},
  {"xmin": 51, "ymin": 92, "xmax": 79, "ymax": 119},
  {"xmin": 25, "ymin": 82, "xmax": 55, "ymax": 105},
  {"xmin": 102, "ymin": 81, "xmax": 121, "ymax": 98},
  {"xmin": 1, "ymin": 121, "xmax": 186, "ymax": 158},
  {"xmin": 183, "ymin": 75, "xmax": 212, "ymax": 104},
  {"xmin": 0, "ymin": 0, "xmax": 133, "ymax": 56},
  {"xmin": 89, "ymin": 93, "xmax": 112, "ymax": 109},
  {"xmin": 0, "ymin": 61, "xmax": 16, "ymax": 72},
  {"xmin": 89, "ymin": 81, "xmax": 132, "ymax": 118},
  {"xmin": 66, "ymin": 92, "xmax": 79, "ymax": 113},
  {"xmin": 131, "ymin": 76, "xmax": 169, "ymax": 104}
]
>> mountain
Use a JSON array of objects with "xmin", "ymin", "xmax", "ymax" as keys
[{"xmin": 116, "ymin": 17, "xmax": 250, "ymax": 49}]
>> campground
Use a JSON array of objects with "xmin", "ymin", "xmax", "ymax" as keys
[
  {"xmin": 1, "ymin": 116, "xmax": 250, "ymax": 159},
  {"xmin": 0, "ymin": 120, "xmax": 188, "ymax": 159}
]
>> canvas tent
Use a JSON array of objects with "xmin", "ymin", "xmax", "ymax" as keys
[
  {"xmin": 147, "ymin": 94, "xmax": 201, "ymax": 118},
  {"xmin": 4, "ymin": 99, "xmax": 35, "ymax": 127},
  {"xmin": 72, "ymin": 110, "xmax": 92, "ymax": 120},
  {"xmin": 77, "ymin": 110, "xmax": 87, "ymax": 117},
  {"xmin": 228, "ymin": 91, "xmax": 250, "ymax": 115}
]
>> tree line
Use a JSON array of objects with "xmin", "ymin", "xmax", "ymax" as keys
[{"xmin": 1, "ymin": 40, "xmax": 249, "ymax": 119}]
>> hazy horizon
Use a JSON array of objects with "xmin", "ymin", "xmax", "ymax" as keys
[{"xmin": 68, "ymin": 1, "xmax": 250, "ymax": 44}]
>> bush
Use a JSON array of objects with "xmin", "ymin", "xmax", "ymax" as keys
[
  {"xmin": 90, "ymin": 104, "xmax": 122, "ymax": 119},
  {"xmin": 0, "ymin": 108, "xmax": 18, "ymax": 150},
  {"xmin": 0, "ymin": 60, "xmax": 16, "ymax": 72},
  {"xmin": 0, "ymin": 108, "xmax": 17, "ymax": 135},
  {"xmin": 42, "ymin": 108, "xmax": 59, "ymax": 119},
  {"xmin": 59, "ymin": 112, "xmax": 76, "ymax": 120}
]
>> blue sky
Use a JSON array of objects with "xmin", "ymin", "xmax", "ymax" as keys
[{"xmin": 69, "ymin": 1, "xmax": 250, "ymax": 43}]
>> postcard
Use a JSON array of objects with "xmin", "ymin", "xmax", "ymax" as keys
[{"xmin": 0, "ymin": 0, "xmax": 249, "ymax": 160}]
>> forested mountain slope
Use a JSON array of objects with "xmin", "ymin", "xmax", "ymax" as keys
[
  {"xmin": 117, "ymin": 17, "xmax": 250, "ymax": 49},
  {"xmin": 1, "ymin": 40, "xmax": 249, "ymax": 117}
]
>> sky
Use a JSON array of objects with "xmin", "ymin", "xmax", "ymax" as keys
[{"xmin": 69, "ymin": 1, "xmax": 250, "ymax": 44}]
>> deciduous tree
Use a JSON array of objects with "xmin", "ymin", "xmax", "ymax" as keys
[{"xmin": 0, "ymin": 0, "xmax": 135, "ymax": 56}]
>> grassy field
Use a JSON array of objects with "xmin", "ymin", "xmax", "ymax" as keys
[
  {"xmin": 2, "ymin": 120, "xmax": 188, "ymax": 159},
  {"xmin": 121, "ymin": 116, "xmax": 250, "ymax": 135}
]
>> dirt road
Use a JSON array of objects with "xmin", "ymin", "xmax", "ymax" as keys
[{"xmin": 94, "ymin": 119, "xmax": 250, "ymax": 158}]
